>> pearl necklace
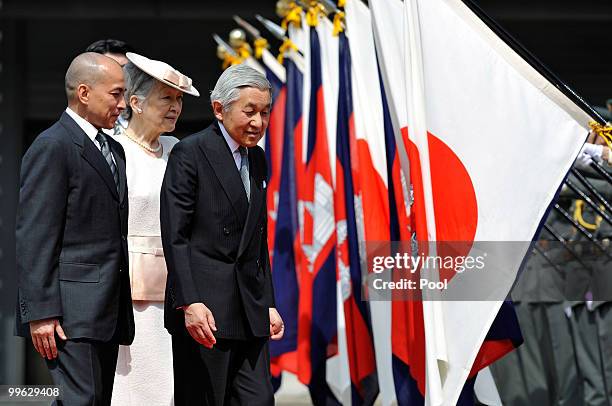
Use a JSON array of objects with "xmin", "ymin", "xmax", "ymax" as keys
[{"xmin": 124, "ymin": 131, "xmax": 163, "ymax": 154}]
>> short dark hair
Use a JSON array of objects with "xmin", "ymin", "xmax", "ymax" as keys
[{"xmin": 85, "ymin": 39, "xmax": 134, "ymax": 55}]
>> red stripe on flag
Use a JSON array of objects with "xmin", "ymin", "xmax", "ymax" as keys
[
  {"xmin": 402, "ymin": 128, "xmax": 428, "ymax": 242},
  {"xmin": 356, "ymin": 140, "xmax": 391, "ymax": 242},
  {"xmin": 391, "ymin": 127, "xmax": 430, "ymax": 395},
  {"xmin": 267, "ymin": 87, "xmax": 287, "ymax": 258},
  {"xmin": 469, "ymin": 340, "xmax": 516, "ymax": 378},
  {"xmin": 296, "ymin": 84, "xmax": 337, "ymax": 385},
  {"xmin": 345, "ymin": 298, "xmax": 378, "ymax": 390}
]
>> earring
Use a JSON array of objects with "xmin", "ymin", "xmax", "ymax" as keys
[{"xmin": 137, "ymin": 108, "xmax": 143, "ymax": 113}]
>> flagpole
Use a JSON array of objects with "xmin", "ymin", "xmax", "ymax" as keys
[
  {"xmin": 589, "ymin": 160, "xmax": 612, "ymax": 185},
  {"xmin": 569, "ymin": 168, "xmax": 612, "ymax": 213},
  {"xmin": 541, "ymin": 224, "xmax": 594, "ymax": 272},
  {"xmin": 461, "ymin": 0, "xmax": 606, "ymax": 125},
  {"xmin": 553, "ymin": 204, "xmax": 611, "ymax": 256},
  {"xmin": 563, "ymin": 179, "xmax": 612, "ymax": 226}
]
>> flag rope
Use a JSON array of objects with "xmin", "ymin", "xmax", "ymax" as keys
[
  {"xmin": 281, "ymin": 2, "xmax": 303, "ymax": 31},
  {"xmin": 589, "ymin": 121, "xmax": 612, "ymax": 149},
  {"xmin": 277, "ymin": 38, "xmax": 300, "ymax": 64},
  {"xmin": 222, "ymin": 53, "xmax": 241, "ymax": 69},
  {"xmin": 306, "ymin": 2, "xmax": 326, "ymax": 27},
  {"xmin": 573, "ymin": 200, "xmax": 604, "ymax": 231},
  {"xmin": 235, "ymin": 43, "xmax": 252, "ymax": 59},
  {"xmin": 254, "ymin": 38, "xmax": 269, "ymax": 59},
  {"xmin": 332, "ymin": 11, "xmax": 345, "ymax": 36}
]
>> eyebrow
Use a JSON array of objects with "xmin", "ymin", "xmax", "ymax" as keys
[{"xmin": 244, "ymin": 103, "xmax": 270, "ymax": 110}]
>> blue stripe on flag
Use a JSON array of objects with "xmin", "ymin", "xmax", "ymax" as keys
[
  {"xmin": 270, "ymin": 59, "xmax": 302, "ymax": 358},
  {"xmin": 306, "ymin": 28, "xmax": 323, "ymax": 164},
  {"xmin": 378, "ymin": 62, "xmax": 401, "ymax": 242},
  {"xmin": 309, "ymin": 251, "xmax": 339, "ymax": 405}
]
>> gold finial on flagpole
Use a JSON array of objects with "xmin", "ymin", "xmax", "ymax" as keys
[
  {"xmin": 276, "ymin": 0, "xmax": 293, "ymax": 18},
  {"xmin": 281, "ymin": 1, "xmax": 303, "ymax": 30},
  {"xmin": 213, "ymin": 34, "xmax": 243, "ymax": 69},
  {"xmin": 229, "ymin": 28, "xmax": 253, "ymax": 59},
  {"xmin": 233, "ymin": 15, "xmax": 271, "ymax": 59}
]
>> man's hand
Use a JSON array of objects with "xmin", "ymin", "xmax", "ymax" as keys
[
  {"xmin": 30, "ymin": 318, "xmax": 67, "ymax": 360},
  {"xmin": 269, "ymin": 308, "xmax": 284, "ymax": 340},
  {"xmin": 184, "ymin": 303, "xmax": 217, "ymax": 348}
]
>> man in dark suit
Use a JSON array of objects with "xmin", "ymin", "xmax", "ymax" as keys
[
  {"xmin": 15, "ymin": 52, "xmax": 134, "ymax": 405},
  {"xmin": 161, "ymin": 64, "xmax": 284, "ymax": 406}
]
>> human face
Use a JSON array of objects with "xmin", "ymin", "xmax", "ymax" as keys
[
  {"xmin": 213, "ymin": 87, "xmax": 271, "ymax": 148},
  {"xmin": 84, "ymin": 61, "xmax": 126, "ymax": 129},
  {"xmin": 136, "ymin": 82, "xmax": 183, "ymax": 134}
]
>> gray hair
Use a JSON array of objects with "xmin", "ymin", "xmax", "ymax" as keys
[
  {"xmin": 210, "ymin": 64, "xmax": 271, "ymax": 111},
  {"xmin": 121, "ymin": 61, "xmax": 157, "ymax": 120},
  {"xmin": 65, "ymin": 52, "xmax": 110, "ymax": 101}
]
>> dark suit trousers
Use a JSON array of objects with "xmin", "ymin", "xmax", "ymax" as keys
[
  {"xmin": 172, "ymin": 328, "xmax": 274, "ymax": 406},
  {"xmin": 46, "ymin": 337, "xmax": 119, "ymax": 406}
]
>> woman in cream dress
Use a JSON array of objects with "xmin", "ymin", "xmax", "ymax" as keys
[{"xmin": 111, "ymin": 53, "xmax": 199, "ymax": 406}]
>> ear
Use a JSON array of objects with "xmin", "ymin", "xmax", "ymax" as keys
[
  {"xmin": 212, "ymin": 100, "xmax": 224, "ymax": 121},
  {"xmin": 76, "ymin": 84, "xmax": 89, "ymax": 105},
  {"xmin": 129, "ymin": 95, "xmax": 142, "ymax": 113}
]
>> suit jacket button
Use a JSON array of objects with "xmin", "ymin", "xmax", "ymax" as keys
[
  {"xmin": 223, "ymin": 226, "xmax": 230, "ymax": 236},
  {"xmin": 120, "ymin": 203, "xmax": 125, "ymax": 209},
  {"xmin": 256, "ymin": 259, "xmax": 260, "ymax": 267},
  {"xmin": 122, "ymin": 236, "xmax": 126, "ymax": 241}
]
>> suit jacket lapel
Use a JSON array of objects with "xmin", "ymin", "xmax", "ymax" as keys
[
  {"xmin": 198, "ymin": 124, "xmax": 248, "ymax": 224},
  {"xmin": 60, "ymin": 113, "xmax": 119, "ymax": 201},
  {"xmin": 237, "ymin": 150, "xmax": 264, "ymax": 258}
]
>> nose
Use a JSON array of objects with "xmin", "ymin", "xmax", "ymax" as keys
[
  {"xmin": 171, "ymin": 97, "xmax": 183, "ymax": 115},
  {"xmin": 251, "ymin": 112, "xmax": 263, "ymax": 129},
  {"xmin": 117, "ymin": 97, "xmax": 126, "ymax": 111}
]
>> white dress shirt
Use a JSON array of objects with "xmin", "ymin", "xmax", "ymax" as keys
[
  {"xmin": 65, "ymin": 107, "xmax": 116, "ymax": 165},
  {"xmin": 65, "ymin": 107, "xmax": 103, "ymax": 149},
  {"xmin": 218, "ymin": 121, "xmax": 246, "ymax": 171},
  {"xmin": 218, "ymin": 121, "xmax": 267, "ymax": 189}
]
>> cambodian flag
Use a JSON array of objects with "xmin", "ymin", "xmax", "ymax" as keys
[
  {"xmin": 263, "ymin": 54, "xmax": 286, "ymax": 257},
  {"xmin": 380, "ymin": 66, "xmax": 428, "ymax": 406},
  {"xmin": 268, "ymin": 54, "xmax": 302, "ymax": 380},
  {"xmin": 335, "ymin": 31, "xmax": 379, "ymax": 405},
  {"xmin": 296, "ymin": 25, "xmax": 339, "ymax": 404}
]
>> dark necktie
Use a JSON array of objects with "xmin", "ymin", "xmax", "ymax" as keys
[
  {"xmin": 95, "ymin": 131, "xmax": 119, "ymax": 192},
  {"xmin": 239, "ymin": 146, "xmax": 250, "ymax": 202}
]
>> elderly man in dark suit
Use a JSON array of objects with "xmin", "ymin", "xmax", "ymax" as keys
[
  {"xmin": 161, "ymin": 64, "xmax": 284, "ymax": 406},
  {"xmin": 15, "ymin": 52, "xmax": 134, "ymax": 405}
]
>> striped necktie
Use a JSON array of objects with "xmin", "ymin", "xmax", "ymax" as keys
[
  {"xmin": 239, "ymin": 146, "xmax": 250, "ymax": 202},
  {"xmin": 95, "ymin": 131, "xmax": 120, "ymax": 192}
]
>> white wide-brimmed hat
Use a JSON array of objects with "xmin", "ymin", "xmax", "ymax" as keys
[{"xmin": 126, "ymin": 52, "xmax": 200, "ymax": 97}]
